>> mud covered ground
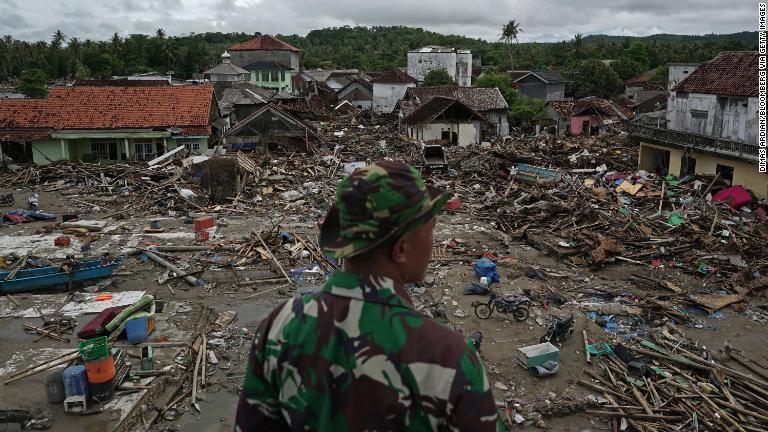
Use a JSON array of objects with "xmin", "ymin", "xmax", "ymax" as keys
[{"xmin": 1, "ymin": 186, "xmax": 767, "ymax": 432}]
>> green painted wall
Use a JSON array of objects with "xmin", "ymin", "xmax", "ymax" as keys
[
  {"xmin": 29, "ymin": 136, "xmax": 208, "ymax": 165},
  {"xmin": 250, "ymin": 70, "xmax": 292, "ymax": 92},
  {"xmin": 32, "ymin": 140, "xmax": 63, "ymax": 165}
]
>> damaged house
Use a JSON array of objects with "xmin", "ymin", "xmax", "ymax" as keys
[
  {"xmin": 219, "ymin": 103, "xmax": 322, "ymax": 153},
  {"xmin": 513, "ymin": 71, "xmax": 568, "ymax": 101},
  {"xmin": 544, "ymin": 97, "xmax": 634, "ymax": 137},
  {"xmin": 336, "ymin": 77, "xmax": 373, "ymax": 109},
  {"xmin": 402, "ymin": 96, "xmax": 489, "ymax": 146},
  {"xmin": 0, "ymin": 85, "xmax": 222, "ymax": 164},
  {"xmin": 371, "ymin": 69, "xmax": 418, "ymax": 113},
  {"xmin": 399, "ymin": 86, "xmax": 509, "ymax": 139},
  {"xmin": 631, "ymin": 51, "xmax": 766, "ymax": 198},
  {"xmin": 227, "ymin": 34, "xmax": 301, "ymax": 74},
  {"xmin": 407, "ymin": 46, "xmax": 472, "ymax": 87}
]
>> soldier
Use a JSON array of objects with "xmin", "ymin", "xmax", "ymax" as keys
[{"xmin": 235, "ymin": 161, "xmax": 504, "ymax": 431}]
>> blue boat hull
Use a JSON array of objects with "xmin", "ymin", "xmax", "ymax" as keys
[
  {"xmin": 514, "ymin": 163, "xmax": 562, "ymax": 185},
  {"xmin": 0, "ymin": 258, "xmax": 122, "ymax": 294}
]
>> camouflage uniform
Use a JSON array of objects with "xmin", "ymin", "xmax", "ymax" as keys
[{"xmin": 235, "ymin": 161, "xmax": 504, "ymax": 431}]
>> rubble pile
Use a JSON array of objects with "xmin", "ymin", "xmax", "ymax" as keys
[{"xmin": 579, "ymin": 329, "xmax": 768, "ymax": 432}]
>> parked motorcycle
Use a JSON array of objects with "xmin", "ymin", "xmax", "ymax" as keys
[
  {"xmin": 540, "ymin": 313, "xmax": 575, "ymax": 344},
  {"xmin": 27, "ymin": 193, "xmax": 39, "ymax": 211},
  {"xmin": 474, "ymin": 291, "xmax": 530, "ymax": 321}
]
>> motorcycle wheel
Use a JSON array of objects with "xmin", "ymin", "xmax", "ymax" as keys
[
  {"xmin": 475, "ymin": 303, "xmax": 492, "ymax": 319},
  {"xmin": 511, "ymin": 307, "xmax": 529, "ymax": 322}
]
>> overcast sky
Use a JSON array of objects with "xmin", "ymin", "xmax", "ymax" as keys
[{"xmin": 0, "ymin": 0, "xmax": 757, "ymax": 43}]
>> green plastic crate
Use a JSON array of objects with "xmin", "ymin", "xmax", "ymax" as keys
[
  {"xmin": 79, "ymin": 336, "xmax": 109, "ymax": 362},
  {"xmin": 517, "ymin": 342, "xmax": 560, "ymax": 368}
]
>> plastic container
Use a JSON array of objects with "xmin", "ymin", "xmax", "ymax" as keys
[
  {"xmin": 88, "ymin": 378, "xmax": 115, "ymax": 403},
  {"xmin": 44, "ymin": 369, "xmax": 66, "ymax": 403},
  {"xmin": 85, "ymin": 355, "xmax": 116, "ymax": 384},
  {"xmin": 79, "ymin": 336, "xmax": 109, "ymax": 362},
  {"xmin": 63, "ymin": 365, "xmax": 88, "ymax": 398},
  {"xmin": 193, "ymin": 216, "xmax": 215, "ymax": 231},
  {"xmin": 125, "ymin": 316, "xmax": 150, "ymax": 344},
  {"xmin": 195, "ymin": 230, "xmax": 210, "ymax": 243}
]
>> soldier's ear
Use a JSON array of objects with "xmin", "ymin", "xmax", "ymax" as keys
[{"xmin": 390, "ymin": 236, "xmax": 408, "ymax": 264}]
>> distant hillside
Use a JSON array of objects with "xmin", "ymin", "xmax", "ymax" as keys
[{"xmin": 0, "ymin": 26, "xmax": 757, "ymax": 81}]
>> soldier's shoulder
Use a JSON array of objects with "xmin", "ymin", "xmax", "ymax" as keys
[{"xmin": 408, "ymin": 314, "xmax": 476, "ymax": 361}]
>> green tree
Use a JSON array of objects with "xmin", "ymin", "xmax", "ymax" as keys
[
  {"xmin": 423, "ymin": 69, "xmax": 455, "ymax": 86},
  {"xmin": 500, "ymin": 19, "xmax": 522, "ymax": 69},
  {"xmin": 611, "ymin": 57, "xmax": 644, "ymax": 80},
  {"xmin": 509, "ymin": 97, "xmax": 546, "ymax": 127},
  {"xmin": 562, "ymin": 60, "xmax": 623, "ymax": 99},
  {"xmin": 651, "ymin": 65, "xmax": 668, "ymax": 81},
  {"xmin": 474, "ymin": 71, "xmax": 516, "ymax": 106},
  {"xmin": 572, "ymin": 33, "xmax": 584, "ymax": 61},
  {"xmin": 18, "ymin": 68, "xmax": 48, "ymax": 98},
  {"xmin": 623, "ymin": 42, "xmax": 650, "ymax": 69}
]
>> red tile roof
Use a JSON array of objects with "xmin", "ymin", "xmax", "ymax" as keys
[
  {"xmin": 0, "ymin": 85, "xmax": 215, "ymax": 137},
  {"xmin": 672, "ymin": 52, "xmax": 758, "ymax": 97},
  {"xmin": 0, "ymin": 129, "xmax": 51, "ymax": 141},
  {"xmin": 370, "ymin": 69, "xmax": 418, "ymax": 84},
  {"xmin": 228, "ymin": 35, "xmax": 301, "ymax": 52}
]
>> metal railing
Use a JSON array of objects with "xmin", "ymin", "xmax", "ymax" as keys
[{"xmin": 629, "ymin": 123, "xmax": 758, "ymax": 160}]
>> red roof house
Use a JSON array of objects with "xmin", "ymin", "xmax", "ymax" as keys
[{"xmin": 0, "ymin": 85, "xmax": 221, "ymax": 164}]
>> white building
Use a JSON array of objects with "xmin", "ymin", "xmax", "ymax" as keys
[
  {"xmin": 403, "ymin": 96, "xmax": 488, "ymax": 146},
  {"xmin": 371, "ymin": 69, "xmax": 418, "ymax": 113},
  {"xmin": 407, "ymin": 46, "xmax": 472, "ymax": 87}
]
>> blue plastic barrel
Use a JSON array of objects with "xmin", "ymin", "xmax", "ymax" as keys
[
  {"xmin": 63, "ymin": 364, "xmax": 88, "ymax": 398},
  {"xmin": 125, "ymin": 316, "xmax": 149, "ymax": 344}
]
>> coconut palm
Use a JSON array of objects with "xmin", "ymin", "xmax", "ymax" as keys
[{"xmin": 500, "ymin": 20, "xmax": 522, "ymax": 70}]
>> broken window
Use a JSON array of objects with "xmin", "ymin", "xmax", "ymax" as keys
[
  {"xmin": 280, "ymin": 71, "xmax": 285, "ymax": 81},
  {"xmin": 690, "ymin": 109, "xmax": 708, "ymax": 119},
  {"xmin": 90, "ymin": 138, "xmax": 118, "ymax": 160},
  {"xmin": 271, "ymin": 71, "xmax": 279, "ymax": 82},
  {"xmin": 174, "ymin": 138, "xmax": 200, "ymax": 152},
  {"xmin": 716, "ymin": 164, "xmax": 734, "ymax": 186},
  {"xmin": 133, "ymin": 140, "xmax": 153, "ymax": 160}
]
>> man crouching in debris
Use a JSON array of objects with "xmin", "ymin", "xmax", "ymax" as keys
[{"xmin": 235, "ymin": 161, "xmax": 503, "ymax": 431}]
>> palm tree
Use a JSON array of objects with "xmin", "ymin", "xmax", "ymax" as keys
[
  {"xmin": 572, "ymin": 33, "xmax": 584, "ymax": 61},
  {"xmin": 51, "ymin": 30, "xmax": 66, "ymax": 50},
  {"xmin": 500, "ymin": 19, "xmax": 522, "ymax": 70}
]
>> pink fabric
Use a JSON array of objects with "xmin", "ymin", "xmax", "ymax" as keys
[{"xmin": 711, "ymin": 186, "xmax": 753, "ymax": 209}]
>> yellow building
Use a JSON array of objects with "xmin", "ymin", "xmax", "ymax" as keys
[{"xmin": 633, "ymin": 52, "xmax": 765, "ymax": 199}]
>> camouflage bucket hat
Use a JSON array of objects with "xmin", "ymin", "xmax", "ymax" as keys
[{"xmin": 320, "ymin": 160, "xmax": 451, "ymax": 259}]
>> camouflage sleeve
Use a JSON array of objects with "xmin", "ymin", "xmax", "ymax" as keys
[
  {"xmin": 235, "ymin": 301, "xmax": 290, "ymax": 432},
  {"xmin": 447, "ymin": 341, "xmax": 506, "ymax": 432}
]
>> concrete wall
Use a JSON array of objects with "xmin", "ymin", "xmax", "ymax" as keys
[
  {"xmin": 230, "ymin": 51, "xmax": 300, "ymax": 73},
  {"xmin": 639, "ymin": 141, "xmax": 768, "ymax": 198},
  {"xmin": 517, "ymin": 77, "xmax": 564, "ymax": 101},
  {"xmin": 407, "ymin": 51, "xmax": 472, "ymax": 87},
  {"xmin": 547, "ymin": 83, "xmax": 566, "ymax": 101},
  {"xmin": 667, "ymin": 91, "xmax": 757, "ymax": 144},
  {"xmin": 456, "ymin": 52, "xmax": 472, "ymax": 87},
  {"xmin": 667, "ymin": 64, "xmax": 699, "ymax": 91},
  {"xmin": 408, "ymin": 121, "xmax": 480, "ymax": 146},
  {"xmin": 373, "ymin": 82, "xmax": 415, "ymax": 113},
  {"xmin": 484, "ymin": 111, "xmax": 509, "ymax": 136}
]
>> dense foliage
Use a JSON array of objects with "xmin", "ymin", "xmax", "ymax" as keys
[
  {"xmin": 0, "ymin": 27, "xmax": 757, "ymax": 83},
  {"xmin": 562, "ymin": 60, "xmax": 624, "ymax": 99},
  {"xmin": 423, "ymin": 69, "xmax": 456, "ymax": 86},
  {"xmin": 18, "ymin": 68, "xmax": 48, "ymax": 98},
  {"xmin": 474, "ymin": 72, "xmax": 545, "ymax": 127}
]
